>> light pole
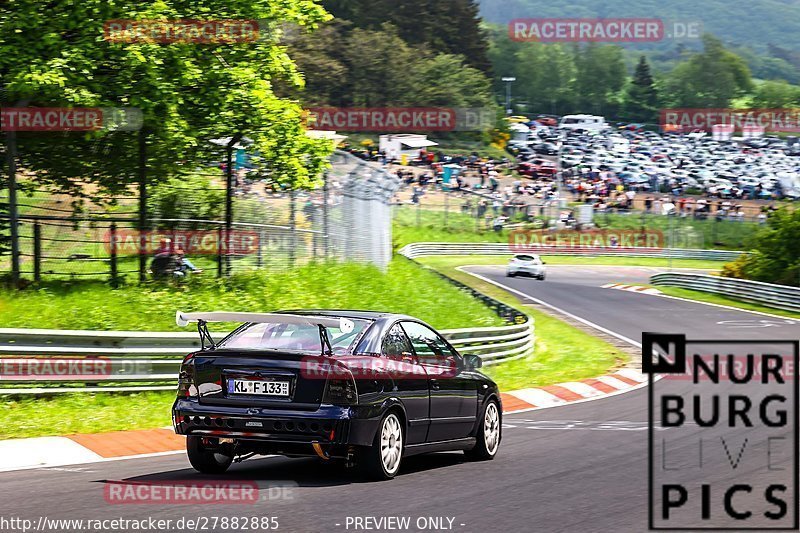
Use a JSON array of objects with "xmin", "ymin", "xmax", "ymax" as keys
[
  {"xmin": 501, "ymin": 77, "xmax": 516, "ymax": 115},
  {"xmin": 556, "ymin": 129, "xmax": 567, "ymax": 207}
]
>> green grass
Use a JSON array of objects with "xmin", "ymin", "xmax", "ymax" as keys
[
  {"xmin": 393, "ymin": 206, "xmax": 760, "ymax": 251},
  {"xmin": 485, "ymin": 315, "xmax": 623, "ymax": 391},
  {"xmin": 594, "ymin": 213, "xmax": 759, "ymax": 251},
  {"xmin": 417, "ymin": 254, "xmax": 725, "ymax": 271},
  {"xmin": 0, "ymin": 392, "xmax": 174, "ymax": 440},
  {"xmin": 393, "ymin": 206, "xmax": 509, "ymax": 247},
  {"xmin": 0, "ymin": 259, "xmax": 507, "ymax": 439},
  {"xmin": 0, "ymin": 259, "xmax": 503, "ymax": 332},
  {"xmin": 417, "ymin": 258, "xmax": 626, "ymax": 391},
  {"xmin": 656, "ymin": 286, "xmax": 800, "ymax": 320},
  {"xmin": 0, "ymin": 254, "xmax": 642, "ymax": 437}
]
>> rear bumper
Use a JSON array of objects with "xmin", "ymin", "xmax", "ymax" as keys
[
  {"xmin": 508, "ymin": 266, "xmax": 544, "ymax": 276},
  {"xmin": 172, "ymin": 398, "xmax": 381, "ymax": 448}
]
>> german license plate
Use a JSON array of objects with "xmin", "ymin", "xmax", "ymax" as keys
[{"xmin": 228, "ymin": 379, "xmax": 289, "ymax": 396}]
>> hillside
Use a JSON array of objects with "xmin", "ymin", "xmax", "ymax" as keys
[{"xmin": 479, "ymin": 0, "xmax": 800, "ymax": 52}]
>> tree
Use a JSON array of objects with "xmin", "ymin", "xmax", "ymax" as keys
[
  {"xmin": 1, "ymin": 0, "xmax": 334, "ymax": 197},
  {"xmin": 277, "ymin": 21, "xmax": 350, "ymax": 106},
  {"xmin": 662, "ymin": 35, "xmax": 753, "ymax": 108},
  {"xmin": 413, "ymin": 54, "xmax": 495, "ymax": 108},
  {"xmin": 486, "ymin": 28, "xmax": 524, "ymax": 95},
  {"xmin": 541, "ymin": 45, "xmax": 578, "ymax": 115},
  {"xmin": 0, "ymin": 199, "xmax": 9, "ymax": 259},
  {"xmin": 624, "ymin": 56, "xmax": 659, "ymax": 123},
  {"xmin": 751, "ymin": 80, "xmax": 800, "ymax": 108},
  {"xmin": 338, "ymin": 25, "xmax": 422, "ymax": 107},
  {"xmin": 148, "ymin": 175, "xmax": 226, "ymax": 225},
  {"xmin": 485, "ymin": 25, "xmax": 579, "ymax": 116},
  {"xmin": 289, "ymin": 22, "xmax": 495, "ymax": 124},
  {"xmin": 427, "ymin": 0, "xmax": 491, "ymax": 74},
  {"xmin": 573, "ymin": 44, "xmax": 626, "ymax": 115},
  {"xmin": 322, "ymin": 0, "xmax": 491, "ymax": 73},
  {"xmin": 722, "ymin": 209, "xmax": 800, "ymax": 286}
]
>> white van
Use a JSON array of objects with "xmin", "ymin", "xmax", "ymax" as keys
[
  {"xmin": 559, "ymin": 114, "xmax": 610, "ymax": 133},
  {"xmin": 777, "ymin": 172, "xmax": 800, "ymax": 198}
]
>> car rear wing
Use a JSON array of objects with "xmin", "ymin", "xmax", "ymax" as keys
[{"xmin": 175, "ymin": 311, "xmax": 355, "ymax": 352}]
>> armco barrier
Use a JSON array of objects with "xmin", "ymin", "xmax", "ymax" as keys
[
  {"xmin": 397, "ymin": 251, "xmax": 535, "ymax": 365},
  {"xmin": 0, "ymin": 320, "xmax": 533, "ymax": 394},
  {"xmin": 650, "ymin": 273, "xmax": 800, "ymax": 313},
  {"xmin": 398, "ymin": 242, "xmax": 743, "ymax": 261}
]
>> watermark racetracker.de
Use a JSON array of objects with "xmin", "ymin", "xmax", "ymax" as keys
[
  {"xmin": 509, "ymin": 18, "xmax": 702, "ymax": 42},
  {"xmin": 305, "ymin": 107, "xmax": 496, "ymax": 132},
  {"xmin": 103, "ymin": 19, "xmax": 262, "ymax": 44},
  {"xmin": 509, "ymin": 229, "xmax": 664, "ymax": 253},
  {"xmin": 103, "ymin": 480, "xmax": 295, "ymax": 505},
  {"xmin": 1, "ymin": 107, "xmax": 143, "ymax": 132},
  {"xmin": 0, "ymin": 357, "xmax": 151, "ymax": 380},
  {"xmin": 106, "ymin": 230, "xmax": 262, "ymax": 255},
  {"xmin": 661, "ymin": 108, "xmax": 800, "ymax": 133},
  {"xmin": 0, "ymin": 515, "xmax": 280, "ymax": 533},
  {"xmin": 299, "ymin": 354, "xmax": 458, "ymax": 380}
]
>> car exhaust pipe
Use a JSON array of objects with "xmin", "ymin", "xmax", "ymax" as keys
[{"xmin": 311, "ymin": 441, "xmax": 330, "ymax": 460}]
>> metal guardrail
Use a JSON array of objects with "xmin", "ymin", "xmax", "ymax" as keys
[
  {"xmin": 398, "ymin": 242, "xmax": 743, "ymax": 261},
  {"xmin": 397, "ymin": 252, "xmax": 535, "ymax": 366},
  {"xmin": 0, "ymin": 320, "xmax": 534, "ymax": 394},
  {"xmin": 650, "ymin": 273, "xmax": 800, "ymax": 313}
]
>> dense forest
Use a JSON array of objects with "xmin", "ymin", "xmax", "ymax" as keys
[
  {"xmin": 479, "ymin": 0, "xmax": 800, "ymax": 83},
  {"xmin": 479, "ymin": 0, "xmax": 800, "ymax": 52},
  {"xmin": 283, "ymin": 0, "xmax": 800, "ymax": 126}
]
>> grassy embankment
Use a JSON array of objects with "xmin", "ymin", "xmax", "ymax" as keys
[{"xmin": 1, "ymin": 260, "xmax": 504, "ymax": 439}]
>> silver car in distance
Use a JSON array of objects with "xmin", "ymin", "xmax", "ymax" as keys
[{"xmin": 506, "ymin": 254, "xmax": 546, "ymax": 280}]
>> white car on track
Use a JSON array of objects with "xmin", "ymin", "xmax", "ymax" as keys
[{"xmin": 506, "ymin": 254, "xmax": 546, "ymax": 280}]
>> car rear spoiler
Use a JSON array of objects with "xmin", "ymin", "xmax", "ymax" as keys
[{"xmin": 175, "ymin": 311, "xmax": 355, "ymax": 352}]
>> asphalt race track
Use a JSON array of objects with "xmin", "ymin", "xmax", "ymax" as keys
[
  {"xmin": 466, "ymin": 265, "xmax": 800, "ymax": 344},
  {"xmin": 2, "ymin": 265, "xmax": 798, "ymax": 532}
]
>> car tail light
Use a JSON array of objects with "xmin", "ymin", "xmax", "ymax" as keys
[
  {"xmin": 322, "ymin": 362, "xmax": 358, "ymax": 406},
  {"xmin": 177, "ymin": 353, "xmax": 197, "ymax": 398}
]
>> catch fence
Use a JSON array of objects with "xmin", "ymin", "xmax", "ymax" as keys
[{"xmin": 1, "ymin": 151, "xmax": 400, "ymax": 281}]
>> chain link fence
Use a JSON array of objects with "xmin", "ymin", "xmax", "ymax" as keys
[
  {"xmin": 327, "ymin": 151, "xmax": 399, "ymax": 268},
  {"xmin": 392, "ymin": 188, "xmax": 765, "ymax": 251},
  {"xmin": 1, "ymin": 151, "xmax": 400, "ymax": 281}
]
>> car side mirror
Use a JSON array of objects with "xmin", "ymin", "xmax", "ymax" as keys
[{"xmin": 464, "ymin": 354, "xmax": 482, "ymax": 370}]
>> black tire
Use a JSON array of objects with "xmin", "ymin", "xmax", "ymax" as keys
[
  {"xmin": 465, "ymin": 399, "xmax": 501, "ymax": 461},
  {"xmin": 186, "ymin": 436, "xmax": 234, "ymax": 474},
  {"xmin": 539, "ymin": 273, "xmax": 546, "ymax": 280},
  {"xmin": 360, "ymin": 411, "xmax": 404, "ymax": 480},
  {"xmin": 507, "ymin": 271, "xmax": 516, "ymax": 277}
]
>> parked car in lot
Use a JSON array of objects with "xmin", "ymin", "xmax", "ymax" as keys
[
  {"xmin": 511, "ymin": 124, "xmax": 800, "ymax": 200},
  {"xmin": 506, "ymin": 254, "xmax": 546, "ymax": 279},
  {"xmin": 533, "ymin": 142, "xmax": 559, "ymax": 155},
  {"xmin": 518, "ymin": 158, "xmax": 557, "ymax": 177},
  {"xmin": 173, "ymin": 310, "xmax": 501, "ymax": 480}
]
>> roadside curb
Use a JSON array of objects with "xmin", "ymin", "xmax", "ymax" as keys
[
  {"xmin": 601, "ymin": 283, "xmax": 662, "ymax": 295},
  {"xmin": 0, "ymin": 427, "xmax": 185, "ymax": 472},
  {"xmin": 500, "ymin": 367, "xmax": 648, "ymax": 414},
  {"xmin": 1, "ymin": 369, "xmax": 649, "ymax": 472},
  {"xmin": 448, "ymin": 267, "xmax": 650, "ymax": 412}
]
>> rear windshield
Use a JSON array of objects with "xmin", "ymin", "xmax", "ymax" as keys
[
  {"xmin": 219, "ymin": 319, "xmax": 370, "ymax": 355},
  {"xmin": 515, "ymin": 255, "xmax": 538, "ymax": 261}
]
